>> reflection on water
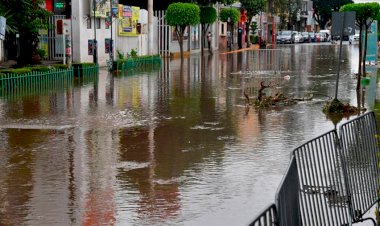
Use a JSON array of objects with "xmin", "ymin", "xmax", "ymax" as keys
[{"xmin": 0, "ymin": 44, "xmax": 377, "ymax": 225}]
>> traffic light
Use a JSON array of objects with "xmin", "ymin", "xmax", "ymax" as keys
[{"xmin": 56, "ymin": 20, "xmax": 63, "ymax": 35}]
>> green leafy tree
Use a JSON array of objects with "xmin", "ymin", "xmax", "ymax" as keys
[
  {"xmin": 0, "ymin": 0, "xmax": 51, "ymax": 66},
  {"xmin": 240, "ymin": 0, "xmax": 265, "ymax": 46},
  {"xmin": 0, "ymin": 9, "xmax": 18, "ymax": 34},
  {"xmin": 340, "ymin": 2, "xmax": 380, "ymax": 89},
  {"xmin": 312, "ymin": 0, "xmax": 353, "ymax": 29},
  {"xmin": 166, "ymin": 3, "xmax": 200, "ymax": 59},
  {"xmin": 271, "ymin": 0, "xmax": 301, "ymax": 30},
  {"xmin": 219, "ymin": 8, "xmax": 240, "ymax": 24},
  {"xmin": 196, "ymin": 0, "xmax": 236, "ymax": 5},
  {"xmin": 200, "ymin": 6, "xmax": 217, "ymax": 54}
]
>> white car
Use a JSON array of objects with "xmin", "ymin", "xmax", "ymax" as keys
[
  {"xmin": 349, "ymin": 32, "xmax": 360, "ymax": 43},
  {"xmin": 293, "ymin": 32, "xmax": 303, "ymax": 43}
]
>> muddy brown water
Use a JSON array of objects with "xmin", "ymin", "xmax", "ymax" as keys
[{"xmin": 0, "ymin": 43, "xmax": 376, "ymax": 225}]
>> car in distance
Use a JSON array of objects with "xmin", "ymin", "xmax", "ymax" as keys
[
  {"xmin": 315, "ymin": 32, "xmax": 326, "ymax": 42},
  {"xmin": 301, "ymin": 32, "xmax": 310, "ymax": 43},
  {"xmin": 319, "ymin": 29, "xmax": 331, "ymax": 42},
  {"xmin": 276, "ymin": 30, "xmax": 294, "ymax": 44},
  {"xmin": 294, "ymin": 31, "xmax": 303, "ymax": 43},
  {"xmin": 349, "ymin": 31, "xmax": 360, "ymax": 43},
  {"xmin": 308, "ymin": 32, "xmax": 316, "ymax": 42}
]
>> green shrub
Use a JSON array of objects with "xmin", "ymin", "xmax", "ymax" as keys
[
  {"xmin": 117, "ymin": 50, "xmax": 125, "ymax": 60},
  {"xmin": 130, "ymin": 49, "xmax": 138, "ymax": 58},
  {"xmin": 52, "ymin": 64, "xmax": 70, "ymax": 69},
  {"xmin": 250, "ymin": 35, "xmax": 259, "ymax": 44},
  {"xmin": 37, "ymin": 49, "xmax": 47, "ymax": 59},
  {"xmin": 0, "ymin": 68, "xmax": 33, "ymax": 75},
  {"xmin": 25, "ymin": 66, "xmax": 51, "ymax": 72}
]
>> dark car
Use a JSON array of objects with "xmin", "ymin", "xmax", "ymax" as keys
[
  {"xmin": 301, "ymin": 32, "xmax": 310, "ymax": 43},
  {"xmin": 308, "ymin": 32, "xmax": 316, "ymax": 42},
  {"xmin": 276, "ymin": 30, "xmax": 294, "ymax": 44}
]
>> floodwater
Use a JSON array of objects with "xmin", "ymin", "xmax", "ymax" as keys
[{"xmin": 0, "ymin": 43, "xmax": 377, "ymax": 226}]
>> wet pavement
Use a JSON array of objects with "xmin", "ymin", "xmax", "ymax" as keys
[{"xmin": 0, "ymin": 43, "xmax": 378, "ymax": 225}]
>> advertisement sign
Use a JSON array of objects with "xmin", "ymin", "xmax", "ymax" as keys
[
  {"xmin": 366, "ymin": 20, "xmax": 378, "ymax": 65},
  {"xmin": 90, "ymin": 0, "xmax": 110, "ymax": 18},
  {"xmin": 118, "ymin": 4, "xmax": 140, "ymax": 36},
  {"xmin": 62, "ymin": 19, "xmax": 71, "ymax": 35}
]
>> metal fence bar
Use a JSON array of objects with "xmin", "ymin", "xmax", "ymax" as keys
[
  {"xmin": 0, "ymin": 68, "xmax": 74, "ymax": 98},
  {"xmin": 275, "ymin": 156, "xmax": 301, "ymax": 226},
  {"xmin": 339, "ymin": 112, "xmax": 380, "ymax": 223},
  {"xmin": 293, "ymin": 130, "xmax": 351, "ymax": 226},
  {"xmin": 248, "ymin": 204, "xmax": 278, "ymax": 226}
]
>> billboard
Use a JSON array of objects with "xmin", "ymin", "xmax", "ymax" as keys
[
  {"xmin": 366, "ymin": 20, "xmax": 378, "ymax": 65},
  {"xmin": 118, "ymin": 4, "xmax": 140, "ymax": 36}
]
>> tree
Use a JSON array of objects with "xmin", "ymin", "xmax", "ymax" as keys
[
  {"xmin": 340, "ymin": 2, "xmax": 380, "ymax": 91},
  {"xmin": 240, "ymin": 0, "xmax": 265, "ymax": 47},
  {"xmin": 0, "ymin": 0, "xmax": 51, "ymax": 66},
  {"xmin": 219, "ymin": 8, "xmax": 240, "ymax": 49},
  {"xmin": 166, "ymin": 3, "xmax": 200, "ymax": 59},
  {"xmin": 200, "ymin": 6, "xmax": 217, "ymax": 55},
  {"xmin": 312, "ymin": 0, "xmax": 353, "ymax": 30}
]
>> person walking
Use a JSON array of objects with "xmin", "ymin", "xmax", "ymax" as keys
[{"xmin": 207, "ymin": 31, "xmax": 212, "ymax": 54}]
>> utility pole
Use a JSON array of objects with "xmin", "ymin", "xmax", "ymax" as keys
[
  {"xmin": 110, "ymin": 0, "xmax": 113, "ymax": 62},
  {"xmin": 148, "ymin": 0, "xmax": 154, "ymax": 55},
  {"xmin": 93, "ymin": 0, "xmax": 98, "ymax": 64}
]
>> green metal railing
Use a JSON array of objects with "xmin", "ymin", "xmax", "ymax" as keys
[
  {"xmin": 0, "ymin": 68, "xmax": 74, "ymax": 98},
  {"xmin": 117, "ymin": 55, "xmax": 162, "ymax": 74},
  {"xmin": 74, "ymin": 64, "xmax": 99, "ymax": 86}
]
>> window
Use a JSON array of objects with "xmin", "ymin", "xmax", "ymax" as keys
[
  {"xmin": 87, "ymin": 17, "xmax": 92, "ymax": 29},
  {"xmin": 96, "ymin": 18, "xmax": 101, "ymax": 29}
]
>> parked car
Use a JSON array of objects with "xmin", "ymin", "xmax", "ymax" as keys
[
  {"xmin": 315, "ymin": 32, "xmax": 326, "ymax": 42},
  {"xmin": 301, "ymin": 32, "xmax": 310, "ymax": 43},
  {"xmin": 319, "ymin": 30, "xmax": 331, "ymax": 42},
  {"xmin": 276, "ymin": 30, "xmax": 294, "ymax": 44},
  {"xmin": 349, "ymin": 31, "xmax": 360, "ymax": 43},
  {"xmin": 309, "ymin": 32, "xmax": 316, "ymax": 42},
  {"xmin": 293, "ymin": 31, "xmax": 303, "ymax": 43}
]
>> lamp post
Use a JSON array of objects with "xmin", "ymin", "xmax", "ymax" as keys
[
  {"xmin": 109, "ymin": 0, "xmax": 113, "ymax": 63},
  {"xmin": 228, "ymin": 17, "xmax": 231, "ymax": 50},
  {"xmin": 93, "ymin": 0, "xmax": 98, "ymax": 64}
]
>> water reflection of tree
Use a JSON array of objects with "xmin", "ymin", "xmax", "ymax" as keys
[{"xmin": 115, "ymin": 55, "xmax": 237, "ymax": 223}]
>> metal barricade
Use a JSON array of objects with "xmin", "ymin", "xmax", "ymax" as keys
[
  {"xmin": 248, "ymin": 203, "xmax": 278, "ymax": 226},
  {"xmin": 293, "ymin": 130, "xmax": 351, "ymax": 226},
  {"xmin": 250, "ymin": 112, "xmax": 379, "ymax": 226},
  {"xmin": 339, "ymin": 112, "xmax": 380, "ymax": 224},
  {"xmin": 275, "ymin": 156, "xmax": 301, "ymax": 226}
]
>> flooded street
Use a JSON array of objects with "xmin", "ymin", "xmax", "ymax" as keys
[{"xmin": 0, "ymin": 43, "xmax": 377, "ymax": 225}]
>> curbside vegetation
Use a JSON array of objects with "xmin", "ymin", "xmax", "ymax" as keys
[
  {"xmin": 0, "ymin": 63, "xmax": 98, "ymax": 94},
  {"xmin": 0, "ymin": 65, "xmax": 71, "ymax": 76},
  {"xmin": 113, "ymin": 54, "xmax": 162, "ymax": 74}
]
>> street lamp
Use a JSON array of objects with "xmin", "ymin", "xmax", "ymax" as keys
[
  {"xmin": 93, "ymin": 0, "xmax": 98, "ymax": 64},
  {"xmin": 228, "ymin": 17, "xmax": 231, "ymax": 50}
]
